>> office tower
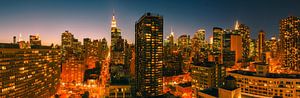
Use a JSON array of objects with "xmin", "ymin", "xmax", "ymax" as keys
[
  {"xmin": 0, "ymin": 43, "xmax": 61, "ymax": 97},
  {"xmin": 29, "ymin": 34, "xmax": 41, "ymax": 46},
  {"xmin": 99, "ymin": 38, "xmax": 109, "ymax": 61},
  {"xmin": 191, "ymin": 29, "xmax": 207, "ymax": 63},
  {"xmin": 83, "ymin": 38, "xmax": 92, "ymax": 57},
  {"xmin": 135, "ymin": 12, "xmax": 163, "ymax": 97},
  {"xmin": 61, "ymin": 31, "xmax": 85, "ymax": 83},
  {"xmin": 178, "ymin": 34, "xmax": 190, "ymax": 50},
  {"xmin": 61, "ymin": 30, "xmax": 74, "ymax": 60},
  {"xmin": 111, "ymin": 12, "xmax": 125, "ymax": 65},
  {"xmin": 258, "ymin": 30, "xmax": 265, "ymax": 61},
  {"xmin": 13, "ymin": 36, "xmax": 16, "ymax": 44},
  {"xmin": 269, "ymin": 36, "xmax": 278, "ymax": 58},
  {"xmin": 194, "ymin": 29, "xmax": 206, "ymax": 48},
  {"xmin": 223, "ymin": 29, "xmax": 243, "ymax": 66},
  {"xmin": 212, "ymin": 27, "xmax": 224, "ymax": 64},
  {"xmin": 279, "ymin": 16, "xmax": 300, "ymax": 70},
  {"xmin": 178, "ymin": 34, "xmax": 191, "ymax": 62},
  {"xmin": 249, "ymin": 39, "xmax": 257, "ymax": 59},
  {"xmin": 164, "ymin": 29, "xmax": 175, "ymax": 58},
  {"xmin": 238, "ymin": 24, "xmax": 251, "ymax": 60},
  {"xmin": 168, "ymin": 28, "xmax": 175, "ymax": 46},
  {"xmin": 191, "ymin": 61, "xmax": 225, "ymax": 97}
]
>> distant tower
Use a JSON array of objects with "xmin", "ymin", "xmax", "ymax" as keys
[
  {"xmin": 213, "ymin": 27, "xmax": 224, "ymax": 64},
  {"xmin": 111, "ymin": 10, "xmax": 117, "ymax": 28},
  {"xmin": 13, "ymin": 36, "xmax": 16, "ymax": 44},
  {"xmin": 30, "ymin": 34, "xmax": 41, "ymax": 46},
  {"xmin": 258, "ymin": 30, "xmax": 265, "ymax": 61},
  {"xmin": 110, "ymin": 10, "xmax": 125, "ymax": 65},
  {"xmin": 234, "ymin": 20, "xmax": 239, "ymax": 30}
]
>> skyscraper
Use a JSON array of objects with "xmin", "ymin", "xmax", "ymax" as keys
[
  {"xmin": 60, "ymin": 31, "xmax": 85, "ymax": 83},
  {"xmin": 238, "ymin": 24, "xmax": 251, "ymax": 60},
  {"xmin": 279, "ymin": 16, "xmax": 300, "ymax": 71},
  {"xmin": 194, "ymin": 29, "xmax": 206, "ymax": 48},
  {"xmin": 13, "ymin": 36, "xmax": 16, "ymax": 44},
  {"xmin": 135, "ymin": 12, "xmax": 163, "ymax": 97},
  {"xmin": 111, "ymin": 12, "xmax": 125, "ymax": 65},
  {"xmin": 258, "ymin": 30, "xmax": 265, "ymax": 62},
  {"xmin": 212, "ymin": 27, "xmax": 224, "ymax": 64},
  {"xmin": 61, "ymin": 30, "xmax": 74, "ymax": 61}
]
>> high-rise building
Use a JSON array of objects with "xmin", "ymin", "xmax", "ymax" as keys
[
  {"xmin": 212, "ymin": 27, "xmax": 224, "ymax": 64},
  {"xmin": 191, "ymin": 29, "xmax": 207, "ymax": 63},
  {"xmin": 279, "ymin": 16, "xmax": 300, "ymax": 71},
  {"xmin": 0, "ymin": 43, "xmax": 61, "ymax": 97},
  {"xmin": 194, "ymin": 29, "xmax": 206, "ymax": 48},
  {"xmin": 258, "ymin": 30, "xmax": 265, "ymax": 62},
  {"xmin": 178, "ymin": 34, "xmax": 190, "ymax": 49},
  {"xmin": 249, "ymin": 38, "xmax": 257, "ymax": 59},
  {"xmin": 269, "ymin": 36, "xmax": 278, "ymax": 58},
  {"xmin": 61, "ymin": 30, "xmax": 74, "ymax": 60},
  {"xmin": 60, "ymin": 31, "xmax": 85, "ymax": 83},
  {"xmin": 13, "ymin": 36, "xmax": 16, "ymax": 44},
  {"xmin": 223, "ymin": 29, "xmax": 243, "ymax": 66},
  {"xmin": 111, "ymin": 12, "xmax": 125, "ymax": 65},
  {"xmin": 191, "ymin": 61, "xmax": 226, "ymax": 97},
  {"xmin": 135, "ymin": 12, "xmax": 163, "ymax": 97},
  {"xmin": 29, "ymin": 34, "xmax": 41, "ymax": 46},
  {"xmin": 238, "ymin": 24, "xmax": 251, "ymax": 60}
]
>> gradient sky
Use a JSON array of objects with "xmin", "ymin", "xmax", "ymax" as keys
[{"xmin": 0, "ymin": 0, "xmax": 299, "ymax": 45}]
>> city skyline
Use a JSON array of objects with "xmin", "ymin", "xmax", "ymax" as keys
[
  {"xmin": 0, "ymin": 0, "xmax": 300, "ymax": 45},
  {"xmin": 1, "ymin": 1, "xmax": 300, "ymax": 97}
]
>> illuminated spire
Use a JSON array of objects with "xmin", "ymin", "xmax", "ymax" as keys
[
  {"xmin": 111, "ymin": 9, "xmax": 117, "ymax": 28},
  {"xmin": 234, "ymin": 20, "xmax": 239, "ymax": 30},
  {"xmin": 170, "ymin": 27, "xmax": 174, "ymax": 36}
]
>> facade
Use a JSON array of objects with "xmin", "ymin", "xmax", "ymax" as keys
[
  {"xmin": 238, "ymin": 24, "xmax": 251, "ymax": 60},
  {"xmin": 107, "ymin": 84, "xmax": 131, "ymax": 98},
  {"xmin": 228, "ymin": 64, "xmax": 300, "ymax": 98},
  {"xmin": 61, "ymin": 57, "xmax": 85, "ymax": 83},
  {"xmin": 194, "ymin": 29, "xmax": 206, "ymax": 48},
  {"xmin": 111, "ymin": 13, "xmax": 125, "ymax": 65},
  {"xmin": 61, "ymin": 31, "xmax": 85, "ymax": 83},
  {"xmin": 279, "ymin": 16, "xmax": 300, "ymax": 71},
  {"xmin": 212, "ymin": 27, "xmax": 223, "ymax": 64},
  {"xmin": 135, "ymin": 12, "xmax": 163, "ymax": 97},
  {"xmin": 191, "ymin": 61, "xmax": 226, "ymax": 98},
  {"xmin": 223, "ymin": 30, "xmax": 242, "ymax": 66},
  {"xmin": 249, "ymin": 38, "xmax": 257, "ymax": 59},
  {"xmin": 29, "ymin": 34, "xmax": 41, "ymax": 46},
  {"xmin": 0, "ymin": 43, "xmax": 61, "ymax": 97},
  {"xmin": 61, "ymin": 30, "xmax": 74, "ymax": 61},
  {"xmin": 197, "ymin": 76, "xmax": 241, "ymax": 98},
  {"xmin": 258, "ymin": 30, "xmax": 266, "ymax": 62}
]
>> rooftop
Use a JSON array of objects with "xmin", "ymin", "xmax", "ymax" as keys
[
  {"xmin": 229, "ymin": 70, "xmax": 300, "ymax": 79},
  {"xmin": 200, "ymin": 88, "xmax": 219, "ymax": 97}
]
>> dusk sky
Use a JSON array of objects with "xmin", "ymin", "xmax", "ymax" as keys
[{"xmin": 0, "ymin": 0, "xmax": 299, "ymax": 45}]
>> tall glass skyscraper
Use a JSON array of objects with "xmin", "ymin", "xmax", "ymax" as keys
[{"xmin": 135, "ymin": 12, "xmax": 163, "ymax": 97}]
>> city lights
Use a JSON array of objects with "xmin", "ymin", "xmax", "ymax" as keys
[{"xmin": 0, "ymin": 1, "xmax": 300, "ymax": 98}]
